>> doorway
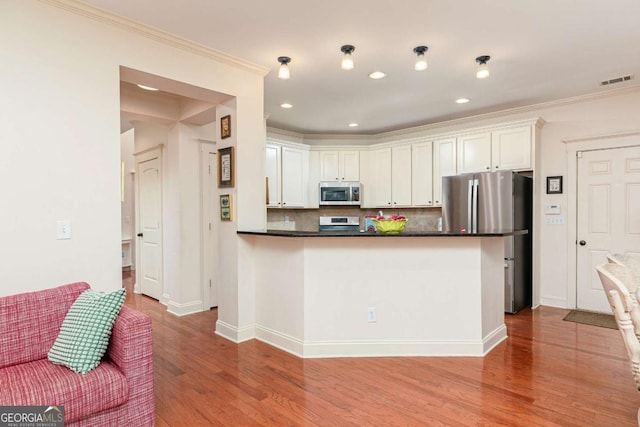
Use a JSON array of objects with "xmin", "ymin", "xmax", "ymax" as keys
[
  {"xmin": 202, "ymin": 144, "xmax": 219, "ymax": 309},
  {"xmin": 571, "ymin": 139, "xmax": 640, "ymax": 312}
]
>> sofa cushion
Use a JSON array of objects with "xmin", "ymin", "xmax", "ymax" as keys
[
  {"xmin": 0, "ymin": 282, "xmax": 90, "ymax": 369},
  {"xmin": 48, "ymin": 288, "xmax": 126, "ymax": 374},
  {"xmin": 0, "ymin": 358, "xmax": 128, "ymax": 423}
]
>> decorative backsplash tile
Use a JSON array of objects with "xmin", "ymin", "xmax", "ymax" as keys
[{"xmin": 267, "ymin": 207, "xmax": 442, "ymax": 232}]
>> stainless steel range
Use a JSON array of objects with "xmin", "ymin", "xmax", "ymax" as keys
[{"xmin": 319, "ymin": 216, "xmax": 360, "ymax": 232}]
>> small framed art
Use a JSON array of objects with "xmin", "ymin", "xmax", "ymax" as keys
[
  {"xmin": 546, "ymin": 176, "xmax": 563, "ymax": 194},
  {"xmin": 220, "ymin": 194, "xmax": 232, "ymax": 221},
  {"xmin": 218, "ymin": 146, "xmax": 234, "ymax": 188},
  {"xmin": 220, "ymin": 115, "xmax": 231, "ymax": 139}
]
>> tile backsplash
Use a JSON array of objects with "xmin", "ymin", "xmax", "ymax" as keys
[{"xmin": 267, "ymin": 207, "xmax": 442, "ymax": 232}]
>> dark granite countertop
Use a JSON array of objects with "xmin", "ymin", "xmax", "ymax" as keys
[{"xmin": 238, "ymin": 229, "xmax": 528, "ymax": 238}]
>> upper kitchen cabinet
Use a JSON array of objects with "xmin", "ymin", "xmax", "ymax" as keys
[
  {"xmin": 457, "ymin": 125, "xmax": 532, "ymax": 174},
  {"xmin": 265, "ymin": 144, "xmax": 281, "ymax": 208},
  {"xmin": 411, "ymin": 140, "xmax": 434, "ymax": 207},
  {"xmin": 367, "ymin": 146, "xmax": 412, "ymax": 208},
  {"xmin": 281, "ymin": 146, "xmax": 309, "ymax": 208},
  {"xmin": 391, "ymin": 145, "xmax": 412, "ymax": 207},
  {"xmin": 265, "ymin": 141, "xmax": 311, "ymax": 208},
  {"xmin": 491, "ymin": 126, "xmax": 532, "ymax": 171},
  {"xmin": 319, "ymin": 150, "xmax": 360, "ymax": 182},
  {"xmin": 457, "ymin": 132, "xmax": 492, "ymax": 173},
  {"xmin": 433, "ymin": 137, "xmax": 457, "ymax": 206}
]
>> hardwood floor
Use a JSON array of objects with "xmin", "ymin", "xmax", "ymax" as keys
[{"xmin": 123, "ymin": 272, "xmax": 639, "ymax": 426}]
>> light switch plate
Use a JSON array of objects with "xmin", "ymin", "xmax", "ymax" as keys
[
  {"xmin": 56, "ymin": 220, "xmax": 71, "ymax": 239},
  {"xmin": 545, "ymin": 216, "xmax": 564, "ymax": 225}
]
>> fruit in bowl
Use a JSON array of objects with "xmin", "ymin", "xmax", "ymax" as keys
[{"xmin": 373, "ymin": 215, "xmax": 407, "ymax": 234}]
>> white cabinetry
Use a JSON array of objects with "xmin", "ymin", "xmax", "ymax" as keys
[
  {"xmin": 411, "ymin": 140, "xmax": 433, "ymax": 207},
  {"xmin": 265, "ymin": 142, "xmax": 310, "ymax": 208},
  {"xmin": 491, "ymin": 126, "xmax": 532, "ymax": 171},
  {"xmin": 370, "ymin": 146, "xmax": 412, "ymax": 207},
  {"xmin": 433, "ymin": 138, "xmax": 457, "ymax": 206},
  {"xmin": 265, "ymin": 144, "xmax": 281, "ymax": 208},
  {"xmin": 457, "ymin": 132, "xmax": 492, "ymax": 173},
  {"xmin": 371, "ymin": 148, "xmax": 392, "ymax": 207},
  {"xmin": 457, "ymin": 125, "xmax": 532, "ymax": 174},
  {"xmin": 391, "ymin": 145, "xmax": 412, "ymax": 207},
  {"xmin": 319, "ymin": 150, "xmax": 359, "ymax": 181}
]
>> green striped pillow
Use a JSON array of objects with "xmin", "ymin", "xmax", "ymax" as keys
[{"xmin": 48, "ymin": 288, "xmax": 126, "ymax": 374}]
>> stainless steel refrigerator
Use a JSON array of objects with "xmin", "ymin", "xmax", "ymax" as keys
[{"xmin": 441, "ymin": 171, "xmax": 532, "ymax": 313}]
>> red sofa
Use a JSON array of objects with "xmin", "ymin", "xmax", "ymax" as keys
[{"xmin": 0, "ymin": 282, "xmax": 154, "ymax": 426}]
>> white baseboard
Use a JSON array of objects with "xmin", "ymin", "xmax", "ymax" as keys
[
  {"xmin": 540, "ymin": 295, "xmax": 569, "ymax": 309},
  {"xmin": 253, "ymin": 325, "xmax": 508, "ymax": 358},
  {"xmin": 167, "ymin": 299, "xmax": 204, "ymax": 317},
  {"xmin": 254, "ymin": 325, "xmax": 304, "ymax": 357},
  {"xmin": 215, "ymin": 320, "xmax": 255, "ymax": 343},
  {"xmin": 481, "ymin": 324, "xmax": 508, "ymax": 355}
]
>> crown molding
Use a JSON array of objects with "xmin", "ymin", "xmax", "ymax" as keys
[{"xmin": 39, "ymin": 0, "xmax": 269, "ymax": 76}]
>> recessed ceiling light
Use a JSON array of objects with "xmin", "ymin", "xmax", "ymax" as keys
[
  {"xmin": 280, "ymin": 103, "xmax": 293, "ymax": 109},
  {"xmin": 137, "ymin": 84, "xmax": 158, "ymax": 91},
  {"xmin": 368, "ymin": 71, "xmax": 386, "ymax": 79},
  {"xmin": 348, "ymin": 123, "xmax": 359, "ymax": 127},
  {"xmin": 456, "ymin": 98, "xmax": 470, "ymax": 104}
]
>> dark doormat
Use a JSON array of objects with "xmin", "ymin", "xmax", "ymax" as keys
[{"xmin": 563, "ymin": 310, "xmax": 618, "ymax": 330}]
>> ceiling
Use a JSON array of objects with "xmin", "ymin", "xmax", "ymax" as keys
[{"xmin": 82, "ymin": 0, "xmax": 640, "ymax": 135}]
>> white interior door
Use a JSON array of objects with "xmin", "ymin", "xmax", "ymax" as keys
[
  {"xmin": 577, "ymin": 145, "xmax": 640, "ymax": 312},
  {"xmin": 202, "ymin": 149, "xmax": 218, "ymax": 309},
  {"xmin": 137, "ymin": 156, "xmax": 163, "ymax": 300}
]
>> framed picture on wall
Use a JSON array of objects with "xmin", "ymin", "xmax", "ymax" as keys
[
  {"xmin": 220, "ymin": 194, "xmax": 232, "ymax": 221},
  {"xmin": 218, "ymin": 146, "xmax": 234, "ymax": 188},
  {"xmin": 546, "ymin": 176, "xmax": 563, "ymax": 194},
  {"xmin": 220, "ymin": 115, "xmax": 231, "ymax": 139}
]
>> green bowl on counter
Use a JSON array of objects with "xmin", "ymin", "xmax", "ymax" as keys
[{"xmin": 373, "ymin": 219, "xmax": 408, "ymax": 234}]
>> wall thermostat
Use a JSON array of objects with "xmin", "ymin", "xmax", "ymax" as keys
[{"xmin": 545, "ymin": 204, "xmax": 561, "ymax": 215}]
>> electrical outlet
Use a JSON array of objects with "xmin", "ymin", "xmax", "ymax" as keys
[{"xmin": 367, "ymin": 307, "xmax": 377, "ymax": 323}]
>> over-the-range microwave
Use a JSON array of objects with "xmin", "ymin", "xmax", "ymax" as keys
[{"xmin": 319, "ymin": 181, "xmax": 361, "ymax": 206}]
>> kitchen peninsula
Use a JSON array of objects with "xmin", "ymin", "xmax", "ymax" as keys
[{"xmin": 236, "ymin": 230, "xmax": 526, "ymax": 358}]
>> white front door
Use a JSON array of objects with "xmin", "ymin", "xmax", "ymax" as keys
[
  {"xmin": 137, "ymin": 156, "xmax": 163, "ymax": 300},
  {"xmin": 577, "ymin": 145, "xmax": 640, "ymax": 312}
]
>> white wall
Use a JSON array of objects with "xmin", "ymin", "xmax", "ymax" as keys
[{"xmin": 0, "ymin": 0, "xmax": 266, "ymax": 310}]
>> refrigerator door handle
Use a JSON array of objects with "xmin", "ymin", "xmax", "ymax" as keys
[
  {"xmin": 472, "ymin": 179, "xmax": 479, "ymax": 233},
  {"xmin": 467, "ymin": 179, "xmax": 473, "ymax": 232}
]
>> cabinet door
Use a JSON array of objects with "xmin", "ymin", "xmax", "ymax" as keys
[
  {"xmin": 265, "ymin": 144, "xmax": 281, "ymax": 207},
  {"xmin": 319, "ymin": 151, "xmax": 340, "ymax": 181},
  {"xmin": 411, "ymin": 141, "xmax": 433, "ymax": 207},
  {"xmin": 491, "ymin": 126, "xmax": 532, "ymax": 171},
  {"xmin": 391, "ymin": 145, "xmax": 412, "ymax": 207},
  {"xmin": 433, "ymin": 138, "xmax": 457, "ymax": 206},
  {"xmin": 281, "ymin": 147, "xmax": 307, "ymax": 208},
  {"xmin": 372, "ymin": 148, "xmax": 392, "ymax": 207},
  {"xmin": 341, "ymin": 151, "xmax": 360, "ymax": 181},
  {"xmin": 457, "ymin": 132, "xmax": 491, "ymax": 173}
]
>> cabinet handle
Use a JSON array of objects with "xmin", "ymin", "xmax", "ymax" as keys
[
  {"xmin": 495, "ymin": 165, "xmax": 499, "ymax": 169},
  {"xmin": 485, "ymin": 166, "xmax": 490, "ymax": 170},
  {"xmin": 428, "ymin": 201, "xmax": 432, "ymax": 204},
  {"xmin": 435, "ymin": 200, "xmax": 439, "ymax": 204},
  {"xmin": 387, "ymin": 202, "xmax": 391, "ymax": 205}
]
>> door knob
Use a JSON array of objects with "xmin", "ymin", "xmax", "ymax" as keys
[
  {"xmin": 137, "ymin": 233, "xmax": 143, "ymax": 237},
  {"xmin": 579, "ymin": 240, "xmax": 586, "ymax": 246}
]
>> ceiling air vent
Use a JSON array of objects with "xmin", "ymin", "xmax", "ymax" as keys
[{"xmin": 600, "ymin": 75, "xmax": 633, "ymax": 86}]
